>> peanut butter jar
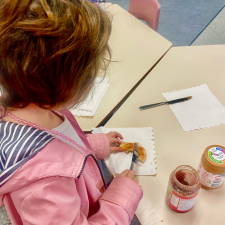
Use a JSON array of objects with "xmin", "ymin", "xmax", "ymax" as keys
[{"xmin": 198, "ymin": 145, "xmax": 225, "ymax": 189}]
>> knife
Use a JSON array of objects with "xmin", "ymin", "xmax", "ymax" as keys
[
  {"xmin": 139, "ymin": 96, "xmax": 192, "ymax": 111},
  {"xmin": 130, "ymin": 143, "xmax": 139, "ymax": 170}
]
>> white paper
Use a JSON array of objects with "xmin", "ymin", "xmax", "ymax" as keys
[
  {"xmin": 92, "ymin": 127, "xmax": 157, "ymax": 175},
  {"xmin": 136, "ymin": 195, "xmax": 164, "ymax": 225},
  {"xmin": 70, "ymin": 77, "xmax": 109, "ymax": 117},
  {"xmin": 162, "ymin": 84, "xmax": 225, "ymax": 131}
]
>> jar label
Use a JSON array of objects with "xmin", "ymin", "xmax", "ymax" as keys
[
  {"xmin": 166, "ymin": 185, "xmax": 197, "ymax": 212},
  {"xmin": 198, "ymin": 162, "xmax": 225, "ymax": 188},
  {"xmin": 208, "ymin": 147, "xmax": 225, "ymax": 164}
]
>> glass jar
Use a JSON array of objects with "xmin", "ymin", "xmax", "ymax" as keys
[
  {"xmin": 166, "ymin": 165, "xmax": 201, "ymax": 212},
  {"xmin": 198, "ymin": 145, "xmax": 225, "ymax": 189}
]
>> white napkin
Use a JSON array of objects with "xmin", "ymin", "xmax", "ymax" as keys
[
  {"xmin": 162, "ymin": 84, "xmax": 225, "ymax": 131},
  {"xmin": 136, "ymin": 195, "xmax": 164, "ymax": 225},
  {"xmin": 92, "ymin": 127, "xmax": 157, "ymax": 175},
  {"xmin": 70, "ymin": 77, "xmax": 109, "ymax": 117}
]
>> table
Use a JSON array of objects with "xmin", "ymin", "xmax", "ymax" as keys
[
  {"xmin": 75, "ymin": 4, "xmax": 172, "ymax": 131},
  {"xmin": 104, "ymin": 45, "xmax": 225, "ymax": 225}
]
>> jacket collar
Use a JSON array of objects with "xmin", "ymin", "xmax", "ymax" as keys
[
  {"xmin": 0, "ymin": 139, "xmax": 89, "ymax": 196},
  {"xmin": 0, "ymin": 121, "xmax": 54, "ymax": 187}
]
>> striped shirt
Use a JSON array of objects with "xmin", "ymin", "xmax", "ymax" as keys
[{"xmin": 0, "ymin": 121, "xmax": 54, "ymax": 187}]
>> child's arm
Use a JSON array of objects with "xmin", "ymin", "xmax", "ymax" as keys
[
  {"xmin": 60, "ymin": 110, "xmax": 123, "ymax": 160},
  {"xmin": 19, "ymin": 173, "xmax": 142, "ymax": 225},
  {"xmin": 86, "ymin": 131, "xmax": 123, "ymax": 160},
  {"xmin": 86, "ymin": 133, "xmax": 110, "ymax": 159}
]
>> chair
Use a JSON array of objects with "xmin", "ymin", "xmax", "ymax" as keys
[{"xmin": 128, "ymin": 0, "xmax": 161, "ymax": 32}]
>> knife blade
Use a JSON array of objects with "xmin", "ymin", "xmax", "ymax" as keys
[
  {"xmin": 130, "ymin": 143, "xmax": 139, "ymax": 170},
  {"xmin": 139, "ymin": 96, "xmax": 192, "ymax": 111}
]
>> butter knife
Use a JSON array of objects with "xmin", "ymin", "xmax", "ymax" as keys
[
  {"xmin": 130, "ymin": 143, "xmax": 139, "ymax": 170},
  {"xmin": 139, "ymin": 96, "xmax": 192, "ymax": 111}
]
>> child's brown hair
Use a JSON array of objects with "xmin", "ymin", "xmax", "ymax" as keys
[{"xmin": 0, "ymin": 0, "xmax": 111, "ymax": 114}]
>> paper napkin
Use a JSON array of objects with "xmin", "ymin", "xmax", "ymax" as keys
[
  {"xmin": 92, "ymin": 127, "xmax": 157, "ymax": 175},
  {"xmin": 70, "ymin": 77, "xmax": 109, "ymax": 117},
  {"xmin": 136, "ymin": 195, "xmax": 164, "ymax": 225},
  {"xmin": 162, "ymin": 84, "xmax": 225, "ymax": 131}
]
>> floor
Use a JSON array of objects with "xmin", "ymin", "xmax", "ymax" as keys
[
  {"xmin": 109, "ymin": 0, "xmax": 225, "ymax": 46},
  {"xmin": 1, "ymin": 1, "xmax": 225, "ymax": 225},
  {"xmin": 191, "ymin": 7, "xmax": 225, "ymax": 46}
]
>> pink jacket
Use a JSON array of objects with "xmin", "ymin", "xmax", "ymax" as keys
[{"xmin": 0, "ymin": 110, "xmax": 143, "ymax": 225}]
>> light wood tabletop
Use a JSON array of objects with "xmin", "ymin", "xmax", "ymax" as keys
[
  {"xmin": 75, "ymin": 4, "xmax": 172, "ymax": 131},
  {"xmin": 104, "ymin": 45, "xmax": 225, "ymax": 225}
]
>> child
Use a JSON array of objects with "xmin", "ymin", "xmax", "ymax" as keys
[{"xmin": 0, "ymin": 0, "xmax": 143, "ymax": 224}]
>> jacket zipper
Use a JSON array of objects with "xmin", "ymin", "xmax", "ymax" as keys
[{"xmin": 77, "ymin": 154, "xmax": 107, "ymax": 189}]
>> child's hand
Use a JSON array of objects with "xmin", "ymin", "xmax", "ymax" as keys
[
  {"xmin": 106, "ymin": 131, "xmax": 124, "ymax": 153},
  {"xmin": 119, "ymin": 169, "xmax": 139, "ymax": 184}
]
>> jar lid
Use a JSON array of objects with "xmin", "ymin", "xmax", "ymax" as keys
[{"xmin": 202, "ymin": 145, "xmax": 225, "ymax": 174}]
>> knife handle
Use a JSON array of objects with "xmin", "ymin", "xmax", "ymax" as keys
[
  {"xmin": 130, "ymin": 162, "xmax": 135, "ymax": 170},
  {"xmin": 139, "ymin": 102, "xmax": 167, "ymax": 111}
]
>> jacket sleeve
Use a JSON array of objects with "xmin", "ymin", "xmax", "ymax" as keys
[
  {"xmin": 19, "ymin": 176, "xmax": 143, "ymax": 225},
  {"xmin": 86, "ymin": 133, "xmax": 110, "ymax": 160}
]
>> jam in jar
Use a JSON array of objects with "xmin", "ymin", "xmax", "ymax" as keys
[{"xmin": 166, "ymin": 165, "xmax": 201, "ymax": 212}]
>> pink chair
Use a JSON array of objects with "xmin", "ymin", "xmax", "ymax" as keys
[{"xmin": 128, "ymin": 0, "xmax": 161, "ymax": 32}]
